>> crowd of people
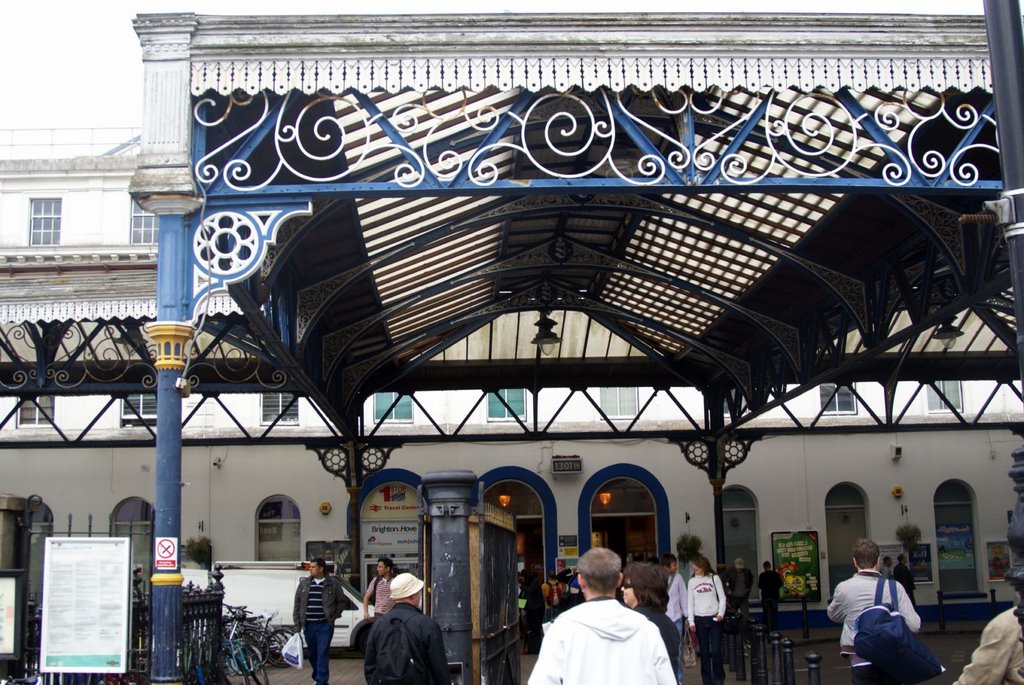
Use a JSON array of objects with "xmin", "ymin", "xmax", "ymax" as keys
[{"xmin": 300, "ymin": 544, "xmax": 1022, "ymax": 685}]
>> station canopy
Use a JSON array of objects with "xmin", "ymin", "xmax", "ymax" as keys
[{"xmin": 0, "ymin": 13, "xmax": 1019, "ymax": 448}]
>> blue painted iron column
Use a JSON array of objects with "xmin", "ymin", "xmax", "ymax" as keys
[
  {"xmin": 142, "ymin": 198, "xmax": 202, "ymax": 685},
  {"xmin": 982, "ymin": 0, "xmax": 1024, "ymax": 674}
]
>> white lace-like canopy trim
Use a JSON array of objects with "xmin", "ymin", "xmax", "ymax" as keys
[
  {"xmin": 0, "ymin": 295, "xmax": 238, "ymax": 325},
  {"xmin": 191, "ymin": 56, "xmax": 991, "ymax": 95}
]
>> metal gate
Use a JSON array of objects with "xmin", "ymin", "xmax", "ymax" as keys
[{"xmin": 477, "ymin": 504, "xmax": 520, "ymax": 685}]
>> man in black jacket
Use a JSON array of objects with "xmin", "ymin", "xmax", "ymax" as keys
[
  {"xmin": 293, "ymin": 558, "xmax": 345, "ymax": 685},
  {"xmin": 893, "ymin": 553, "xmax": 917, "ymax": 607},
  {"xmin": 364, "ymin": 573, "xmax": 449, "ymax": 685},
  {"xmin": 757, "ymin": 561, "xmax": 783, "ymax": 631}
]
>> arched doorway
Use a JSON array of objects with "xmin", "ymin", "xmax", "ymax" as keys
[
  {"xmin": 256, "ymin": 495, "xmax": 301, "ymax": 561},
  {"xmin": 112, "ymin": 497, "xmax": 154, "ymax": 583},
  {"xmin": 589, "ymin": 477, "xmax": 656, "ymax": 563},
  {"xmin": 934, "ymin": 480, "xmax": 977, "ymax": 592},
  {"xmin": 484, "ymin": 480, "xmax": 544, "ymax": 574},
  {"xmin": 723, "ymin": 486, "xmax": 758, "ymax": 570},
  {"xmin": 824, "ymin": 483, "xmax": 867, "ymax": 597}
]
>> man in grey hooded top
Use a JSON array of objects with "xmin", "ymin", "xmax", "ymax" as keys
[{"xmin": 529, "ymin": 546, "xmax": 675, "ymax": 685}]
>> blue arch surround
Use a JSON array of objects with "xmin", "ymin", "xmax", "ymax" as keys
[
  {"xmin": 578, "ymin": 464, "xmax": 671, "ymax": 558},
  {"xmin": 481, "ymin": 467, "xmax": 559, "ymax": 575}
]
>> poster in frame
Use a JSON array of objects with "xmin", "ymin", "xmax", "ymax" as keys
[
  {"xmin": 987, "ymin": 541, "xmax": 1010, "ymax": 581},
  {"xmin": 0, "ymin": 570, "xmax": 25, "ymax": 660},
  {"xmin": 770, "ymin": 531, "xmax": 822, "ymax": 603}
]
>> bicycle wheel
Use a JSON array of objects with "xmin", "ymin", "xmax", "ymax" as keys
[{"xmin": 266, "ymin": 627, "xmax": 294, "ymax": 669}]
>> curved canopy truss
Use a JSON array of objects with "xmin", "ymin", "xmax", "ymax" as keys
[{"xmin": 0, "ymin": 12, "xmax": 1020, "ymax": 451}]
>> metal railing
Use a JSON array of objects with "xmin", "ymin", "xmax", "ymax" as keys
[{"xmin": 0, "ymin": 128, "xmax": 140, "ymax": 160}]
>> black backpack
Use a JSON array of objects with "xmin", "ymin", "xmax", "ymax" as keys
[{"xmin": 373, "ymin": 613, "xmax": 427, "ymax": 685}]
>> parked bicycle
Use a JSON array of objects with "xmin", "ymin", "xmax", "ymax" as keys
[{"xmin": 220, "ymin": 605, "xmax": 269, "ymax": 685}]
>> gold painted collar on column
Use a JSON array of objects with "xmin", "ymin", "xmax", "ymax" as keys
[{"xmin": 144, "ymin": 322, "xmax": 196, "ymax": 371}]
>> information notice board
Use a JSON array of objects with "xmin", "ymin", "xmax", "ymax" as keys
[
  {"xmin": 771, "ymin": 531, "xmax": 822, "ymax": 603},
  {"xmin": 40, "ymin": 537, "xmax": 131, "ymax": 673}
]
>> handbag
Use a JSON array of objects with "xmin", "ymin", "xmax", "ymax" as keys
[{"xmin": 854, "ymin": 579, "xmax": 942, "ymax": 684}]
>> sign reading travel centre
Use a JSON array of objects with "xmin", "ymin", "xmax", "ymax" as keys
[
  {"xmin": 363, "ymin": 483, "xmax": 419, "ymax": 519},
  {"xmin": 361, "ymin": 483, "xmax": 420, "ymax": 554}
]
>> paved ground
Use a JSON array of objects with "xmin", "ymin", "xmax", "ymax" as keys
[{"xmin": 267, "ymin": 621, "xmax": 990, "ymax": 684}]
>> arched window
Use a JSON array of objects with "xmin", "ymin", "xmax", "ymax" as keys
[
  {"xmin": 590, "ymin": 477, "xmax": 656, "ymax": 562},
  {"xmin": 825, "ymin": 484, "xmax": 867, "ymax": 597},
  {"xmin": 112, "ymin": 497, "xmax": 154, "ymax": 582},
  {"xmin": 28, "ymin": 501, "xmax": 53, "ymax": 599},
  {"xmin": 934, "ymin": 480, "xmax": 977, "ymax": 592},
  {"xmin": 256, "ymin": 496, "xmax": 301, "ymax": 561},
  {"xmin": 723, "ymin": 486, "xmax": 758, "ymax": 572}
]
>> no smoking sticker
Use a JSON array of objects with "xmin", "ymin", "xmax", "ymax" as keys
[{"xmin": 155, "ymin": 537, "xmax": 178, "ymax": 570}]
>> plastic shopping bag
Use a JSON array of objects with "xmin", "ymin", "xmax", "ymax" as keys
[
  {"xmin": 683, "ymin": 624, "xmax": 697, "ymax": 668},
  {"xmin": 282, "ymin": 631, "xmax": 304, "ymax": 669}
]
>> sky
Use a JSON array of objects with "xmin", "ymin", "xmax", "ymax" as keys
[{"xmin": 0, "ymin": 0, "xmax": 985, "ymax": 130}]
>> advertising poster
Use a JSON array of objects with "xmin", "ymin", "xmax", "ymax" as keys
[
  {"xmin": 909, "ymin": 544, "xmax": 933, "ymax": 583},
  {"xmin": 987, "ymin": 541, "xmax": 1010, "ymax": 581},
  {"xmin": 0, "ymin": 573, "xmax": 22, "ymax": 659},
  {"xmin": 936, "ymin": 523, "xmax": 975, "ymax": 570},
  {"xmin": 771, "ymin": 531, "xmax": 821, "ymax": 603},
  {"xmin": 40, "ymin": 537, "xmax": 131, "ymax": 673}
]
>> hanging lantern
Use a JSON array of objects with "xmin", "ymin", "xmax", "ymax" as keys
[{"xmin": 598, "ymin": 491, "xmax": 612, "ymax": 506}]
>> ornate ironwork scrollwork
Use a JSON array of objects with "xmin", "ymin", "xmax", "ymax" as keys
[
  {"xmin": 360, "ymin": 446, "xmax": 394, "ymax": 475},
  {"xmin": 318, "ymin": 446, "xmax": 349, "ymax": 479},
  {"xmin": 193, "ymin": 87, "xmax": 998, "ymax": 194},
  {"xmin": 681, "ymin": 439, "xmax": 710, "ymax": 470}
]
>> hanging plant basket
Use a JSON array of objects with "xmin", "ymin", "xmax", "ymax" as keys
[
  {"xmin": 895, "ymin": 523, "xmax": 922, "ymax": 553},
  {"xmin": 676, "ymin": 533, "xmax": 703, "ymax": 564},
  {"xmin": 184, "ymin": 535, "xmax": 213, "ymax": 569}
]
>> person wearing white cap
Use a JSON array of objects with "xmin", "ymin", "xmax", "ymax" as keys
[{"xmin": 364, "ymin": 573, "xmax": 450, "ymax": 685}]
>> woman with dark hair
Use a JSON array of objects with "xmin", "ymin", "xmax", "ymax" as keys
[
  {"xmin": 623, "ymin": 562, "xmax": 681, "ymax": 679},
  {"xmin": 686, "ymin": 555, "xmax": 727, "ymax": 685}
]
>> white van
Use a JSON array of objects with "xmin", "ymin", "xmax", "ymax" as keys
[{"xmin": 183, "ymin": 561, "xmax": 374, "ymax": 653}]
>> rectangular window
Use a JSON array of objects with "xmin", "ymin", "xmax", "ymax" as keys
[
  {"xmin": 487, "ymin": 388, "xmax": 526, "ymax": 421},
  {"xmin": 121, "ymin": 393, "xmax": 157, "ymax": 427},
  {"xmin": 927, "ymin": 381, "xmax": 963, "ymax": 413},
  {"xmin": 130, "ymin": 200, "xmax": 158, "ymax": 245},
  {"xmin": 599, "ymin": 387, "xmax": 638, "ymax": 418},
  {"xmin": 17, "ymin": 396, "xmax": 54, "ymax": 427},
  {"xmin": 820, "ymin": 383, "xmax": 857, "ymax": 415},
  {"xmin": 373, "ymin": 392, "xmax": 413, "ymax": 422},
  {"xmin": 30, "ymin": 199, "xmax": 61, "ymax": 246},
  {"xmin": 261, "ymin": 393, "xmax": 299, "ymax": 425}
]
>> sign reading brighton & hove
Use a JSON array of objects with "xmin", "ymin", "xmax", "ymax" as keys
[
  {"xmin": 40, "ymin": 538, "xmax": 131, "ymax": 673},
  {"xmin": 771, "ymin": 531, "xmax": 821, "ymax": 603}
]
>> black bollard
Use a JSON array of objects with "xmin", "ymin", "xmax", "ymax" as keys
[
  {"xmin": 725, "ymin": 629, "xmax": 734, "ymax": 668},
  {"xmin": 734, "ymin": 621, "xmax": 747, "ymax": 681},
  {"xmin": 800, "ymin": 597, "xmax": 810, "ymax": 639},
  {"xmin": 805, "ymin": 651, "xmax": 822, "ymax": 685},
  {"xmin": 770, "ymin": 631, "xmax": 784, "ymax": 685},
  {"xmin": 937, "ymin": 590, "xmax": 946, "ymax": 631},
  {"xmin": 749, "ymin": 620, "xmax": 761, "ymax": 681},
  {"xmin": 782, "ymin": 638, "xmax": 795, "ymax": 685},
  {"xmin": 753, "ymin": 621, "xmax": 769, "ymax": 685}
]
